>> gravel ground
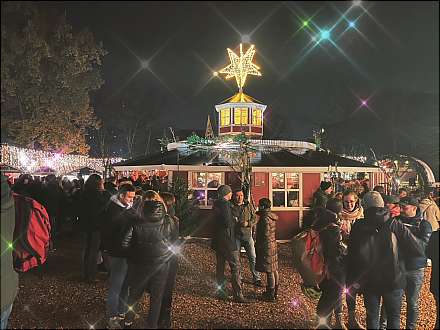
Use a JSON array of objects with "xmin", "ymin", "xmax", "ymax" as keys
[{"xmin": 8, "ymin": 234, "xmax": 437, "ymax": 329}]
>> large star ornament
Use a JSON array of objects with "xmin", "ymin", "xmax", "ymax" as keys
[{"xmin": 219, "ymin": 43, "xmax": 262, "ymax": 91}]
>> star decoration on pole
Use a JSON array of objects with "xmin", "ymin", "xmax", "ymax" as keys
[{"xmin": 218, "ymin": 43, "xmax": 262, "ymax": 92}]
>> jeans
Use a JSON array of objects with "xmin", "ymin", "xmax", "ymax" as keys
[
  {"xmin": 216, "ymin": 251, "xmax": 242, "ymax": 297},
  {"xmin": 405, "ymin": 268, "xmax": 425, "ymax": 329},
  {"xmin": 364, "ymin": 289, "xmax": 403, "ymax": 329},
  {"xmin": 106, "ymin": 256, "xmax": 129, "ymax": 318},
  {"xmin": 0, "ymin": 304, "xmax": 13, "ymax": 330},
  {"xmin": 434, "ymin": 290, "xmax": 439, "ymax": 330},
  {"xmin": 158, "ymin": 256, "xmax": 178, "ymax": 329},
  {"xmin": 125, "ymin": 262, "xmax": 170, "ymax": 329},
  {"xmin": 236, "ymin": 236, "xmax": 261, "ymax": 282},
  {"xmin": 317, "ymin": 278, "xmax": 343, "ymax": 319},
  {"xmin": 80, "ymin": 231, "xmax": 101, "ymax": 281}
]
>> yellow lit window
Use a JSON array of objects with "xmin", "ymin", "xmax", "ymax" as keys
[
  {"xmin": 234, "ymin": 108, "xmax": 248, "ymax": 125},
  {"xmin": 252, "ymin": 109, "xmax": 262, "ymax": 125},
  {"xmin": 220, "ymin": 109, "xmax": 230, "ymax": 126}
]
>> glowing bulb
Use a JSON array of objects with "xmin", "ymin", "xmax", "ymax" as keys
[
  {"xmin": 241, "ymin": 34, "xmax": 251, "ymax": 43},
  {"xmin": 361, "ymin": 100, "xmax": 368, "ymax": 106},
  {"xmin": 348, "ymin": 21, "xmax": 356, "ymax": 28},
  {"xmin": 302, "ymin": 20, "xmax": 309, "ymax": 27},
  {"xmin": 140, "ymin": 60, "xmax": 149, "ymax": 69},
  {"xmin": 343, "ymin": 287, "xmax": 349, "ymax": 294},
  {"xmin": 8, "ymin": 242, "xmax": 13, "ymax": 250},
  {"xmin": 320, "ymin": 30, "xmax": 330, "ymax": 40},
  {"xmin": 213, "ymin": 71, "xmax": 218, "ymax": 77}
]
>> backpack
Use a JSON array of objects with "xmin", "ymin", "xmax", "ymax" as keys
[
  {"xmin": 348, "ymin": 219, "xmax": 400, "ymax": 292},
  {"xmin": 12, "ymin": 193, "xmax": 51, "ymax": 272},
  {"xmin": 292, "ymin": 224, "xmax": 335, "ymax": 287}
]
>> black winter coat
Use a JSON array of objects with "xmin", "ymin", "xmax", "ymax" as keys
[
  {"xmin": 121, "ymin": 201, "xmax": 178, "ymax": 266},
  {"xmin": 255, "ymin": 209, "xmax": 278, "ymax": 273},
  {"xmin": 100, "ymin": 196, "xmax": 138, "ymax": 257},
  {"xmin": 312, "ymin": 207, "xmax": 345, "ymax": 283},
  {"xmin": 211, "ymin": 198, "xmax": 237, "ymax": 256},
  {"xmin": 76, "ymin": 190, "xmax": 111, "ymax": 232},
  {"xmin": 398, "ymin": 210, "xmax": 432, "ymax": 270},
  {"xmin": 426, "ymin": 230, "xmax": 439, "ymax": 294},
  {"xmin": 346, "ymin": 207, "xmax": 425, "ymax": 294}
]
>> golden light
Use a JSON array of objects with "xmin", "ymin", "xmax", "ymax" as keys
[{"xmin": 218, "ymin": 43, "xmax": 262, "ymax": 91}]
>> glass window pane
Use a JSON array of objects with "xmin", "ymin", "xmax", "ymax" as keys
[
  {"xmin": 221, "ymin": 109, "xmax": 230, "ymax": 126},
  {"xmin": 207, "ymin": 190, "xmax": 217, "ymax": 206},
  {"xmin": 253, "ymin": 109, "xmax": 262, "ymax": 125},
  {"xmin": 241, "ymin": 108, "xmax": 248, "ymax": 124},
  {"xmin": 272, "ymin": 173, "xmax": 285, "ymax": 189},
  {"xmin": 287, "ymin": 191, "xmax": 299, "ymax": 207},
  {"xmin": 286, "ymin": 173, "xmax": 299, "ymax": 189},
  {"xmin": 272, "ymin": 191, "xmax": 285, "ymax": 207},
  {"xmin": 234, "ymin": 108, "xmax": 241, "ymax": 124},
  {"xmin": 194, "ymin": 190, "xmax": 206, "ymax": 205},
  {"xmin": 207, "ymin": 172, "xmax": 221, "ymax": 188},
  {"xmin": 192, "ymin": 172, "xmax": 206, "ymax": 188}
]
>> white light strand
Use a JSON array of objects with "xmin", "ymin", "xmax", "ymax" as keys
[{"xmin": 0, "ymin": 144, "xmax": 123, "ymax": 175}]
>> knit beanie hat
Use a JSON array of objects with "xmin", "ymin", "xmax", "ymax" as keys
[
  {"xmin": 362, "ymin": 191, "xmax": 384, "ymax": 209},
  {"xmin": 326, "ymin": 198, "xmax": 343, "ymax": 214},
  {"xmin": 320, "ymin": 181, "xmax": 332, "ymax": 191},
  {"xmin": 217, "ymin": 184, "xmax": 232, "ymax": 198}
]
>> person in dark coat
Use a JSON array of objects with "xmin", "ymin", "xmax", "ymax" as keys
[
  {"xmin": 255, "ymin": 198, "xmax": 279, "ymax": 302},
  {"xmin": 76, "ymin": 174, "xmax": 111, "ymax": 282},
  {"xmin": 121, "ymin": 200, "xmax": 178, "ymax": 329},
  {"xmin": 312, "ymin": 181, "xmax": 333, "ymax": 209},
  {"xmin": 158, "ymin": 192, "xmax": 181, "ymax": 329},
  {"xmin": 1, "ymin": 175, "xmax": 18, "ymax": 330},
  {"xmin": 346, "ymin": 192, "xmax": 425, "ymax": 329},
  {"xmin": 211, "ymin": 184, "xmax": 246, "ymax": 303},
  {"xmin": 100, "ymin": 184, "xmax": 136, "ymax": 329},
  {"xmin": 426, "ymin": 230, "xmax": 439, "ymax": 329},
  {"xmin": 312, "ymin": 199, "xmax": 347, "ymax": 329}
]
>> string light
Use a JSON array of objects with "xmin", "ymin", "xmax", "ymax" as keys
[
  {"xmin": 218, "ymin": 43, "xmax": 262, "ymax": 91},
  {"xmin": 1, "ymin": 144, "xmax": 123, "ymax": 176}
]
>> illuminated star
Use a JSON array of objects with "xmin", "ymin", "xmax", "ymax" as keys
[{"xmin": 219, "ymin": 43, "xmax": 262, "ymax": 91}]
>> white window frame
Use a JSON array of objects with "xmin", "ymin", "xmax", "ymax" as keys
[
  {"xmin": 188, "ymin": 171, "xmax": 225, "ymax": 209},
  {"xmin": 269, "ymin": 172, "xmax": 303, "ymax": 211}
]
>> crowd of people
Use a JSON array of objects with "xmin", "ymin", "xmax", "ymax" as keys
[
  {"xmin": 1, "ymin": 172, "xmax": 439, "ymax": 329},
  {"xmin": 306, "ymin": 181, "xmax": 439, "ymax": 329}
]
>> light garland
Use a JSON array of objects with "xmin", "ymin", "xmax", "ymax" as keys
[{"xmin": 1, "ymin": 144, "xmax": 123, "ymax": 176}]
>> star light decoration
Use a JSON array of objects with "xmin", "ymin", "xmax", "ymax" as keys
[{"xmin": 217, "ymin": 43, "xmax": 262, "ymax": 92}]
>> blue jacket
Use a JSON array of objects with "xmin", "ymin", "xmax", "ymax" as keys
[{"xmin": 398, "ymin": 209, "xmax": 432, "ymax": 270}]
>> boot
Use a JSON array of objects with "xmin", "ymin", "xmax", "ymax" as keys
[
  {"xmin": 262, "ymin": 287, "xmax": 276, "ymax": 302},
  {"xmin": 348, "ymin": 312, "xmax": 364, "ymax": 329},
  {"xmin": 274, "ymin": 284, "xmax": 279, "ymax": 299},
  {"xmin": 334, "ymin": 313, "xmax": 348, "ymax": 330},
  {"xmin": 233, "ymin": 292, "xmax": 249, "ymax": 303}
]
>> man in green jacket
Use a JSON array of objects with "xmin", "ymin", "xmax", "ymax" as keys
[{"xmin": 1, "ymin": 174, "xmax": 18, "ymax": 329}]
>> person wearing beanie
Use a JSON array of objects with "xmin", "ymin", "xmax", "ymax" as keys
[
  {"xmin": 255, "ymin": 198, "xmax": 279, "ymax": 302},
  {"xmin": 346, "ymin": 191, "xmax": 426, "ymax": 329},
  {"xmin": 211, "ymin": 185, "xmax": 246, "ymax": 303},
  {"xmin": 394, "ymin": 196, "xmax": 432, "ymax": 329},
  {"xmin": 383, "ymin": 195, "xmax": 401, "ymax": 218},
  {"xmin": 312, "ymin": 181, "xmax": 333, "ymax": 209},
  {"xmin": 312, "ymin": 202, "xmax": 347, "ymax": 329}
]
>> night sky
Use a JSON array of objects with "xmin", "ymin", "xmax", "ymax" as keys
[{"xmin": 47, "ymin": 1, "xmax": 438, "ymax": 174}]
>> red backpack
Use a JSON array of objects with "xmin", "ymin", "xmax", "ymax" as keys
[
  {"xmin": 292, "ymin": 223, "xmax": 337, "ymax": 288},
  {"xmin": 12, "ymin": 193, "xmax": 51, "ymax": 272}
]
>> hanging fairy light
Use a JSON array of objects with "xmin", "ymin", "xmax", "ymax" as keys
[{"xmin": 1, "ymin": 144, "xmax": 123, "ymax": 175}]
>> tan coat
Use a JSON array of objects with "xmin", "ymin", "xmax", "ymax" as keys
[{"xmin": 419, "ymin": 198, "xmax": 440, "ymax": 231}]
